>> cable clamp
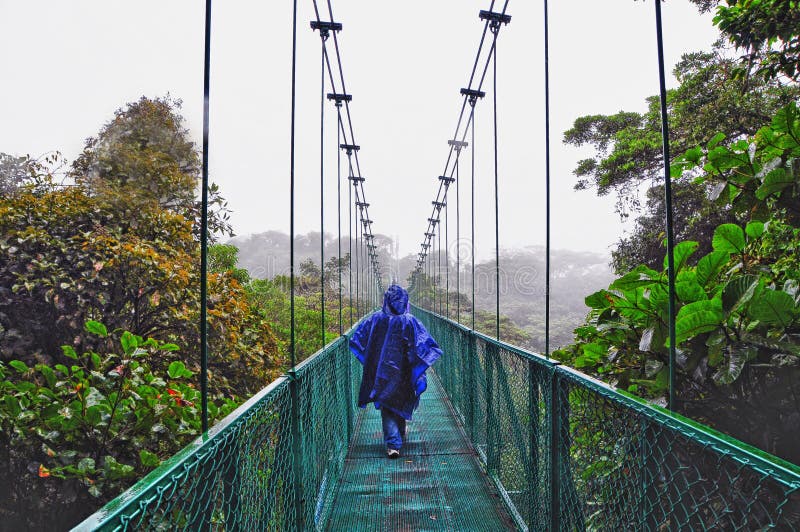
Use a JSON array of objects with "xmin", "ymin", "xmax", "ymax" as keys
[
  {"xmin": 327, "ymin": 93, "xmax": 352, "ymax": 107},
  {"xmin": 460, "ymin": 88, "xmax": 485, "ymax": 107},
  {"xmin": 479, "ymin": 10, "xmax": 510, "ymax": 34},
  {"xmin": 438, "ymin": 175, "xmax": 456, "ymax": 184},
  {"xmin": 310, "ymin": 20, "xmax": 342, "ymax": 41},
  {"xmin": 340, "ymin": 143, "xmax": 360, "ymax": 154}
]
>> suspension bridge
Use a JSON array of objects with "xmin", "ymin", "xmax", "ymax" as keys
[{"xmin": 74, "ymin": 0, "xmax": 799, "ymax": 530}]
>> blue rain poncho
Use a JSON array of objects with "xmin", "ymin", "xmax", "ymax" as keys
[{"xmin": 349, "ymin": 285, "xmax": 442, "ymax": 420}]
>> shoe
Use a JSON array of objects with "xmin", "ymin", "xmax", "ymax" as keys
[{"xmin": 387, "ymin": 448, "xmax": 400, "ymax": 459}]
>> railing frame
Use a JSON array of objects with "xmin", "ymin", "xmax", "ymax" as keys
[
  {"xmin": 74, "ymin": 313, "xmax": 373, "ymax": 532},
  {"xmin": 412, "ymin": 304, "xmax": 800, "ymax": 531}
]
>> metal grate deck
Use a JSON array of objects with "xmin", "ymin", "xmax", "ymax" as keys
[{"xmin": 326, "ymin": 373, "xmax": 516, "ymax": 531}]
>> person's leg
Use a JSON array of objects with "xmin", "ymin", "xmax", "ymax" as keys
[{"xmin": 381, "ymin": 408, "xmax": 404, "ymax": 450}]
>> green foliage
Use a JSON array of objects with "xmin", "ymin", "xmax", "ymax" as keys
[
  {"xmin": 0, "ymin": 97, "xmax": 283, "ymax": 526},
  {"xmin": 0, "ymin": 323, "xmax": 237, "ymax": 526},
  {"xmin": 209, "ymin": 244, "xmax": 250, "ymax": 284},
  {"xmin": 558, "ymin": 103, "xmax": 800, "ymax": 463},
  {"xmin": 0, "ymin": 98, "xmax": 280, "ymax": 400},
  {"xmin": 713, "ymin": 0, "xmax": 800, "ymax": 82},
  {"xmin": 566, "ymin": 47, "xmax": 798, "ymax": 273}
]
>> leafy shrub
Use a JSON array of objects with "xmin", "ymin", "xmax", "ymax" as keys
[
  {"xmin": 555, "ymin": 103, "xmax": 800, "ymax": 462},
  {"xmin": 0, "ymin": 321, "xmax": 237, "ymax": 529}
]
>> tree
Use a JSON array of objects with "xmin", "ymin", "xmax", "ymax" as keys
[
  {"xmin": 71, "ymin": 96, "xmax": 232, "ymax": 239},
  {"xmin": 565, "ymin": 48, "xmax": 798, "ymax": 270},
  {"xmin": 0, "ymin": 97, "xmax": 278, "ymax": 398},
  {"xmin": 71, "ymin": 96, "xmax": 198, "ymax": 212},
  {"xmin": 556, "ymin": 103, "xmax": 800, "ymax": 463},
  {"xmin": 711, "ymin": 0, "xmax": 800, "ymax": 82}
]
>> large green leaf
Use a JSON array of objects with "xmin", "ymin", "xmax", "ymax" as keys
[
  {"xmin": 675, "ymin": 298, "xmax": 724, "ymax": 345},
  {"xmin": 85, "ymin": 320, "xmax": 108, "ymax": 337},
  {"xmin": 675, "ymin": 279, "xmax": 708, "ymax": 303},
  {"xmin": 585, "ymin": 289, "xmax": 613, "ymax": 309},
  {"xmin": 574, "ymin": 342, "xmax": 606, "ymax": 369},
  {"xmin": 609, "ymin": 266, "xmax": 660, "ymax": 292},
  {"xmin": 745, "ymin": 221, "xmax": 765, "ymax": 240},
  {"xmin": 676, "ymin": 298, "xmax": 723, "ymax": 321},
  {"xmin": 696, "ymin": 251, "xmax": 731, "ymax": 287},
  {"xmin": 755, "ymin": 167, "xmax": 793, "ymax": 200},
  {"xmin": 8, "ymin": 360, "xmax": 28, "ymax": 373},
  {"xmin": 663, "ymin": 241, "xmax": 699, "ymax": 274},
  {"xmin": 168, "ymin": 361, "xmax": 193, "ymax": 379},
  {"xmin": 712, "ymin": 345, "xmax": 757, "ymax": 385},
  {"xmin": 748, "ymin": 289, "xmax": 796, "ymax": 327},
  {"xmin": 712, "ymin": 224, "xmax": 745, "ymax": 254},
  {"xmin": 722, "ymin": 275, "xmax": 759, "ymax": 313}
]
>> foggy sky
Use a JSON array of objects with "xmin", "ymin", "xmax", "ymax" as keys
[{"xmin": 0, "ymin": 1, "xmax": 719, "ymax": 262}]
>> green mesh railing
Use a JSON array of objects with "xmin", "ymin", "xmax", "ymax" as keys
[
  {"xmin": 74, "ymin": 328, "xmax": 363, "ymax": 531},
  {"xmin": 76, "ymin": 307, "xmax": 800, "ymax": 531},
  {"xmin": 414, "ymin": 305, "xmax": 800, "ymax": 531}
]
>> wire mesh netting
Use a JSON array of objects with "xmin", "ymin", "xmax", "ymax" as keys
[
  {"xmin": 75, "ymin": 334, "xmax": 362, "ymax": 532},
  {"xmin": 77, "ymin": 307, "xmax": 799, "ymax": 531},
  {"xmin": 414, "ymin": 305, "xmax": 800, "ymax": 531}
]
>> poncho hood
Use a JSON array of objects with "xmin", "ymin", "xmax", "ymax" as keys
[{"xmin": 382, "ymin": 284, "xmax": 409, "ymax": 315}]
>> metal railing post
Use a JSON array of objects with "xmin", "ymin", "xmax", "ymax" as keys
[
  {"xmin": 346, "ymin": 347, "xmax": 354, "ymax": 444},
  {"xmin": 468, "ymin": 331, "xmax": 477, "ymax": 443},
  {"xmin": 486, "ymin": 342, "xmax": 498, "ymax": 476},
  {"xmin": 289, "ymin": 371, "xmax": 306, "ymax": 530},
  {"xmin": 549, "ymin": 369, "xmax": 561, "ymax": 532},
  {"xmin": 529, "ymin": 360, "xmax": 542, "ymax": 529}
]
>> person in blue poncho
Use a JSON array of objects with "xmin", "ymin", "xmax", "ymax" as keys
[{"xmin": 349, "ymin": 284, "xmax": 442, "ymax": 458}]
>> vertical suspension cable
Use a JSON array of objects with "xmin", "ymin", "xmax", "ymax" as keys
[
  {"xmin": 456, "ymin": 157, "xmax": 461, "ymax": 323},
  {"xmin": 289, "ymin": 0, "xmax": 298, "ymax": 371},
  {"xmin": 348, "ymin": 157, "xmax": 353, "ymax": 327},
  {"xmin": 319, "ymin": 36, "xmax": 327, "ymax": 349},
  {"xmin": 288, "ymin": 0, "xmax": 302, "ymax": 524},
  {"xmin": 432, "ymin": 227, "xmax": 437, "ymax": 313},
  {"xmin": 355, "ymin": 200, "xmax": 360, "ymax": 317},
  {"xmin": 654, "ymin": 0, "xmax": 677, "ymax": 411},
  {"xmin": 492, "ymin": 33, "xmax": 501, "ymax": 341},
  {"xmin": 337, "ymin": 106, "xmax": 343, "ymax": 334},
  {"xmin": 471, "ymin": 105, "xmax": 476, "ymax": 331},
  {"xmin": 445, "ymin": 194, "xmax": 449, "ymax": 318},
  {"xmin": 438, "ymin": 221, "xmax": 442, "ymax": 314},
  {"xmin": 544, "ymin": 0, "xmax": 551, "ymax": 359},
  {"xmin": 199, "ymin": 0, "xmax": 212, "ymax": 433}
]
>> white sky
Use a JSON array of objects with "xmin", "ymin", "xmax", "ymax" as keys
[{"xmin": 0, "ymin": 1, "xmax": 719, "ymax": 263}]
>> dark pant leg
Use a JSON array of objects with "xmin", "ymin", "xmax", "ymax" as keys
[{"xmin": 381, "ymin": 408, "xmax": 406, "ymax": 450}]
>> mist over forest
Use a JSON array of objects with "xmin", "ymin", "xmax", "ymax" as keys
[{"xmin": 229, "ymin": 230, "xmax": 614, "ymax": 351}]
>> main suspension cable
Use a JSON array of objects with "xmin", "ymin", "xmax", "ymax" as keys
[
  {"xmin": 492, "ymin": 23, "xmax": 500, "ymax": 341},
  {"xmin": 413, "ymin": 2, "xmax": 511, "ymax": 320}
]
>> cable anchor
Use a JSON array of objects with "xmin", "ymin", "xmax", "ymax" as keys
[
  {"xmin": 310, "ymin": 20, "xmax": 341, "ymax": 41},
  {"xmin": 479, "ymin": 10, "xmax": 511, "ymax": 34},
  {"xmin": 340, "ymin": 143, "xmax": 360, "ymax": 154},
  {"xmin": 460, "ymin": 88, "xmax": 486, "ymax": 108},
  {"xmin": 327, "ymin": 92, "xmax": 352, "ymax": 107}
]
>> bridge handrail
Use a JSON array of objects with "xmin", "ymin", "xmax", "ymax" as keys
[
  {"xmin": 412, "ymin": 304, "xmax": 800, "ymax": 531},
  {"xmin": 73, "ymin": 315, "xmax": 370, "ymax": 532}
]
